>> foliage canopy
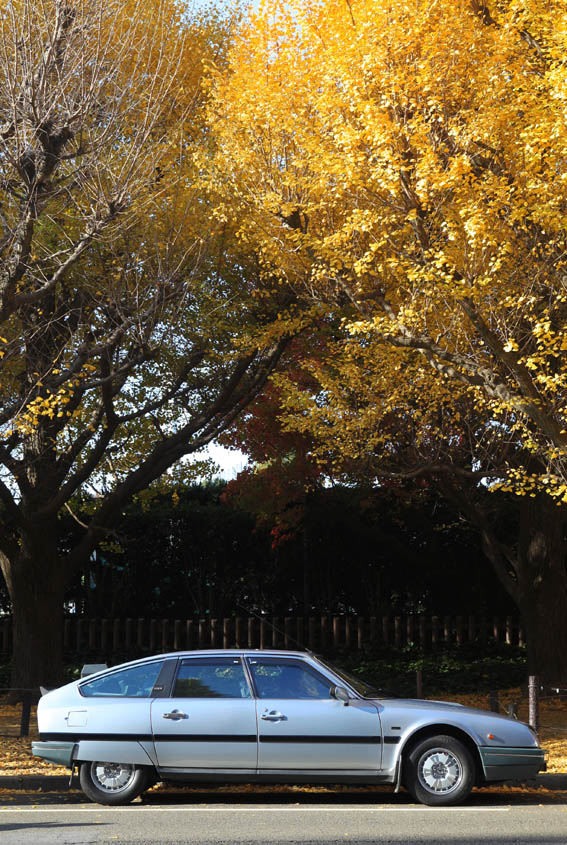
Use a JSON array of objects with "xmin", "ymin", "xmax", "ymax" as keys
[{"xmin": 212, "ymin": 0, "xmax": 567, "ymax": 501}]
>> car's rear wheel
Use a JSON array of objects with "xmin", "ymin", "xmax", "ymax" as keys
[
  {"xmin": 79, "ymin": 761, "xmax": 151, "ymax": 805},
  {"xmin": 404, "ymin": 734, "xmax": 475, "ymax": 806}
]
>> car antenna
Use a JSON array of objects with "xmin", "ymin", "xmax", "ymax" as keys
[{"xmin": 237, "ymin": 604, "xmax": 315, "ymax": 655}]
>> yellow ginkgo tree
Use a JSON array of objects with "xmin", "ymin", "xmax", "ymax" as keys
[
  {"xmin": 211, "ymin": 0, "xmax": 567, "ymax": 681},
  {"xmin": 0, "ymin": 0, "xmax": 296, "ymax": 691}
]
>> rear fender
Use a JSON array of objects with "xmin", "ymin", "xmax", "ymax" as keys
[{"xmin": 75, "ymin": 740, "xmax": 155, "ymax": 766}]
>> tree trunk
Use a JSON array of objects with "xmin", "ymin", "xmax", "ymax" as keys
[
  {"xmin": 442, "ymin": 481, "xmax": 567, "ymax": 686},
  {"xmin": 515, "ymin": 495, "xmax": 567, "ymax": 686},
  {"xmin": 0, "ymin": 524, "xmax": 68, "ymax": 692}
]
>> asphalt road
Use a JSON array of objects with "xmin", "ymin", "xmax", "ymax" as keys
[{"xmin": 1, "ymin": 790, "xmax": 567, "ymax": 845}]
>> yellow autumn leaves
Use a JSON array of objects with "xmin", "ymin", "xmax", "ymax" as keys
[{"xmin": 207, "ymin": 0, "xmax": 567, "ymax": 499}]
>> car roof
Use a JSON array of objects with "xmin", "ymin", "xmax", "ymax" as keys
[
  {"xmin": 150, "ymin": 648, "xmax": 309, "ymax": 659},
  {"xmin": 81, "ymin": 649, "xmax": 313, "ymax": 678}
]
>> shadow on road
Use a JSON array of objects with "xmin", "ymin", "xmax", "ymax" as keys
[{"xmin": 0, "ymin": 821, "xmax": 109, "ymax": 833}]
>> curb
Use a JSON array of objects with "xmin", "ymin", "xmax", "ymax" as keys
[
  {"xmin": 533, "ymin": 773, "xmax": 567, "ymax": 790},
  {"xmin": 0, "ymin": 774, "xmax": 566, "ymax": 793},
  {"xmin": 0, "ymin": 775, "xmax": 72, "ymax": 791}
]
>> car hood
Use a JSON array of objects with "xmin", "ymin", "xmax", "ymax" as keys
[{"xmin": 369, "ymin": 697, "xmax": 515, "ymax": 720}]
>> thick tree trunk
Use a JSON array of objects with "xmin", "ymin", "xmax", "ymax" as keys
[
  {"xmin": 515, "ymin": 495, "xmax": 567, "ymax": 687},
  {"xmin": 0, "ymin": 524, "xmax": 68, "ymax": 691},
  {"xmin": 442, "ymin": 481, "xmax": 567, "ymax": 686}
]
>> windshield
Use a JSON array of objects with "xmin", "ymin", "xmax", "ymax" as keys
[{"xmin": 314, "ymin": 656, "xmax": 394, "ymax": 699}]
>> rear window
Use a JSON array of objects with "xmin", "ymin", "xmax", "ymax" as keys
[{"xmin": 80, "ymin": 661, "xmax": 164, "ymax": 698}]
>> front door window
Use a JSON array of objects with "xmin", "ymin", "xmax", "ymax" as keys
[{"xmin": 249, "ymin": 658, "xmax": 332, "ymax": 699}]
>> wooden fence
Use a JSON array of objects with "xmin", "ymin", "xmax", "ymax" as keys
[{"xmin": 0, "ymin": 614, "xmax": 525, "ymax": 657}]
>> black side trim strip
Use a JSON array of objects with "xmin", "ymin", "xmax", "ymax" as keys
[
  {"xmin": 259, "ymin": 735, "xmax": 381, "ymax": 744},
  {"xmin": 41, "ymin": 731, "xmax": 395, "ymax": 745},
  {"xmin": 40, "ymin": 733, "xmax": 153, "ymax": 742},
  {"xmin": 41, "ymin": 732, "xmax": 257, "ymax": 743},
  {"xmin": 154, "ymin": 734, "xmax": 256, "ymax": 743}
]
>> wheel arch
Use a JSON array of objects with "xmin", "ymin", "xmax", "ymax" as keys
[{"xmin": 399, "ymin": 724, "xmax": 485, "ymax": 786}]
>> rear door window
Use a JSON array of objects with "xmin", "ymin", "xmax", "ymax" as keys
[{"xmin": 172, "ymin": 657, "xmax": 251, "ymax": 698}]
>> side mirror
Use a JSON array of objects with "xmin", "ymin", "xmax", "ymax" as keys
[{"xmin": 332, "ymin": 685, "xmax": 350, "ymax": 705}]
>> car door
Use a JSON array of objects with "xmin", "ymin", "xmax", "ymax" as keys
[
  {"xmin": 151, "ymin": 656, "xmax": 257, "ymax": 770},
  {"xmin": 247, "ymin": 656, "xmax": 383, "ymax": 772}
]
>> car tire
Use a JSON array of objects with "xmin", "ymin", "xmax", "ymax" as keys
[
  {"xmin": 404, "ymin": 734, "xmax": 475, "ymax": 806},
  {"xmin": 79, "ymin": 761, "xmax": 151, "ymax": 805}
]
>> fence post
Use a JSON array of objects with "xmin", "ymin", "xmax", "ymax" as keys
[
  {"xmin": 528, "ymin": 675, "xmax": 539, "ymax": 732},
  {"xmin": 321, "ymin": 616, "xmax": 329, "ymax": 650},
  {"xmin": 382, "ymin": 616, "xmax": 389, "ymax": 646},
  {"xmin": 308, "ymin": 617, "xmax": 315, "ymax": 650},
  {"xmin": 489, "ymin": 690, "xmax": 500, "ymax": 713},
  {"xmin": 296, "ymin": 617, "xmax": 304, "ymax": 649},
  {"xmin": 416, "ymin": 670, "xmax": 423, "ymax": 699},
  {"xmin": 493, "ymin": 616, "xmax": 500, "ymax": 642},
  {"xmin": 456, "ymin": 616, "xmax": 463, "ymax": 646},
  {"xmin": 235, "ymin": 617, "xmax": 242, "ymax": 648},
  {"xmin": 419, "ymin": 615, "xmax": 426, "ymax": 650},
  {"xmin": 333, "ymin": 616, "xmax": 340, "ymax": 648},
  {"xmin": 370, "ymin": 616, "xmax": 376, "ymax": 645},
  {"xmin": 101, "ymin": 618, "xmax": 109, "ymax": 651},
  {"xmin": 259, "ymin": 616, "xmax": 266, "ymax": 649},
  {"xmin": 468, "ymin": 615, "xmax": 475, "ymax": 643},
  {"xmin": 248, "ymin": 617, "xmax": 254, "ymax": 648},
  {"xmin": 112, "ymin": 619, "xmax": 120, "ymax": 652},
  {"xmin": 125, "ymin": 618, "xmax": 133, "ymax": 649},
  {"xmin": 174, "ymin": 619, "xmax": 182, "ymax": 650},
  {"xmin": 76, "ymin": 618, "xmax": 85, "ymax": 653},
  {"xmin": 357, "ymin": 617, "xmax": 364, "ymax": 650},
  {"xmin": 406, "ymin": 615, "xmax": 413, "ymax": 647},
  {"xmin": 186, "ymin": 619, "xmax": 194, "ymax": 650},
  {"xmin": 20, "ymin": 690, "xmax": 32, "ymax": 737},
  {"xmin": 431, "ymin": 616, "xmax": 439, "ymax": 650},
  {"xmin": 223, "ymin": 618, "xmax": 230, "ymax": 649},
  {"xmin": 285, "ymin": 617, "xmax": 292, "ymax": 649}
]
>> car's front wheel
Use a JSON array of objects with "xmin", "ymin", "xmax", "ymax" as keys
[
  {"xmin": 79, "ymin": 761, "xmax": 151, "ymax": 805},
  {"xmin": 404, "ymin": 734, "xmax": 475, "ymax": 806}
]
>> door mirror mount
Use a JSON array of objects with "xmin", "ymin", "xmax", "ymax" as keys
[{"xmin": 332, "ymin": 685, "xmax": 350, "ymax": 705}]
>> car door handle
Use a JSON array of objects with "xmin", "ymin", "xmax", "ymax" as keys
[
  {"xmin": 162, "ymin": 710, "xmax": 188, "ymax": 720},
  {"xmin": 261, "ymin": 710, "xmax": 285, "ymax": 721}
]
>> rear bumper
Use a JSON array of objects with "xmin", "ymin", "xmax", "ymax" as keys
[
  {"xmin": 32, "ymin": 741, "xmax": 76, "ymax": 769},
  {"xmin": 479, "ymin": 746, "xmax": 546, "ymax": 782}
]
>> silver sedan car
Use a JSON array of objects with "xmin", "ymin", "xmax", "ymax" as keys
[{"xmin": 32, "ymin": 649, "xmax": 545, "ymax": 806}]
